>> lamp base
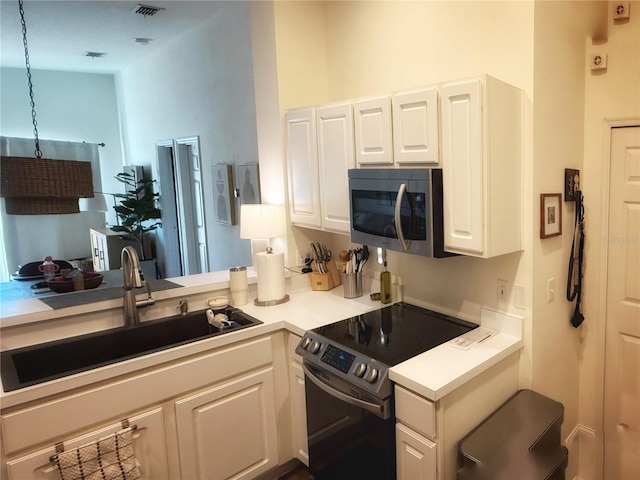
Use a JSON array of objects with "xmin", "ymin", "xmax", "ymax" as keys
[{"xmin": 254, "ymin": 294, "xmax": 290, "ymax": 307}]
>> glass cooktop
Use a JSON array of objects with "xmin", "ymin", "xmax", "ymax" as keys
[{"xmin": 311, "ymin": 302, "xmax": 478, "ymax": 367}]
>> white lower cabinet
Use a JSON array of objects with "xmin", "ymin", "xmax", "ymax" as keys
[
  {"xmin": 4, "ymin": 407, "xmax": 170, "ymax": 480},
  {"xmin": 396, "ymin": 423, "xmax": 437, "ymax": 480},
  {"xmin": 175, "ymin": 367, "xmax": 279, "ymax": 480},
  {"xmin": 288, "ymin": 333, "xmax": 309, "ymax": 465},
  {"xmin": 394, "ymin": 352, "xmax": 520, "ymax": 480},
  {"xmin": 1, "ymin": 335, "xmax": 279, "ymax": 480}
]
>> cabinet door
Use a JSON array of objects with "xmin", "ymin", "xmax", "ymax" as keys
[
  {"xmin": 5, "ymin": 408, "xmax": 170, "ymax": 480},
  {"xmin": 316, "ymin": 103, "xmax": 355, "ymax": 233},
  {"xmin": 396, "ymin": 423, "xmax": 436, "ymax": 480},
  {"xmin": 440, "ymin": 79, "xmax": 484, "ymax": 254},
  {"xmin": 392, "ymin": 88, "xmax": 439, "ymax": 165},
  {"xmin": 175, "ymin": 367, "xmax": 279, "ymax": 480},
  {"xmin": 286, "ymin": 108, "xmax": 322, "ymax": 228},
  {"xmin": 290, "ymin": 361, "xmax": 309, "ymax": 465},
  {"xmin": 354, "ymin": 97, "xmax": 393, "ymax": 166}
]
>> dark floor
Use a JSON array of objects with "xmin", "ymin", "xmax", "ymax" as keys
[{"xmin": 277, "ymin": 465, "xmax": 311, "ymax": 480}]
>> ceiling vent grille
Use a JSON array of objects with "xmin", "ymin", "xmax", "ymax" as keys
[
  {"xmin": 131, "ymin": 4, "xmax": 165, "ymax": 17},
  {"xmin": 84, "ymin": 51, "xmax": 106, "ymax": 58}
]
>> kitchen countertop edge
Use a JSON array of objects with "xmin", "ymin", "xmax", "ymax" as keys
[{"xmin": 1, "ymin": 281, "xmax": 523, "ymax": 410}]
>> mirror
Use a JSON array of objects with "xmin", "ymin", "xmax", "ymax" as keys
[{"xmin": 0, "ymin": 1, "xmax": 263, "ymax": 283}]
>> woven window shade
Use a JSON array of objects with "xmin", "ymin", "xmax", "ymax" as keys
[{"xmin": 0, "ymin": 156, "xmax": 94, "ymax": 214}]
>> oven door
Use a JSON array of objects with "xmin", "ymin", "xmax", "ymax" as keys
[{"xmin": 303, "ymin": 362, "xmax": 395, "ymax": 480}]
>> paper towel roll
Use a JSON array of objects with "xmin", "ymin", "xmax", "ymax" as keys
[{"xmin": 256, "ymin": 251, "xmax": 285, "ymax": 302}]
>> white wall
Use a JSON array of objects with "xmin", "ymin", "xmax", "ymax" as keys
[
  {"xmin": 273, "ymin": 0, "xmax": 535, "ymax": 344},
  {"xmin": 0, "ymin": 68, "xmax": 124, "ymax": 273},
  {"xmin": 580, "ymin": 2, "xmax": 640, "ymax": 478},
  {"xmin": 117, "ymin": 2, "xmax": 258, "ymax": 272},
  {"xmin": 271, "ymin": 2, "xmax": 616, "ymax": 478},
  {"xmin": 530, "ymin": 4, "xmax": 606, "ymax": 479}
]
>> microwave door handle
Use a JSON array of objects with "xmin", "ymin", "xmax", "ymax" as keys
[{"xmin": 395, "ymin": 183, "xmax": 410, "ymax": 251}]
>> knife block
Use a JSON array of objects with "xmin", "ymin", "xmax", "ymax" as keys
[
  {"xmin": 310, "ymin": 260, "xmax": 342, "ymax": 291},
  {"xmin": 310, "ymin": 272, "xmax": 334, "ymax": 291}
]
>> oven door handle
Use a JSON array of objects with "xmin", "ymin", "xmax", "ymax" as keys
[
  {"xmin": 395, "ymin": 183, "xmax": 410, "ymax": 251},
  {"xmin": 302, "ymin": 363, "xmax": 388, "ymax": 418}
]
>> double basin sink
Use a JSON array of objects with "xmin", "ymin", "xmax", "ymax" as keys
[{"xmin": 1, "ymin": 307, "xmax": 263, "ymax": 392}]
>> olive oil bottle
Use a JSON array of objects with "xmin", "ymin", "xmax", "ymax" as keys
[{"xmin": 380, "ymin": 263, "xmax": 392, "ymax": 304}]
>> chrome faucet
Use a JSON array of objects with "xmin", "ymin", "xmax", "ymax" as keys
[{"xmin": 121, "ymin": 246, "xmax": 154, "ymax": 326}]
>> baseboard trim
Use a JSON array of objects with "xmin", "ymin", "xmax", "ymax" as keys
[
  {"xmin": 565, "ymin": 424, "xmax": 598, "ymax": 480},
  {"xmin": 565, "ymin": 423, "xmax": 596, "ymax": 444}
]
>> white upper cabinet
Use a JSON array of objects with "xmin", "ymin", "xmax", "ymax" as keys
[
  {"xmin": 440, "ymin": 75, "xmax": 523, "ymax": 258},
  {"xmin": 285, "ymin": 108, "xmax": 321, "ymax": 228},
  {"xmin": 315, "ymin": 103, "xmax": 355, "ymax": 233},
  {"xmin": 353, "ymin": 96, "xmax": 393, "ymax": 166},
  {"xmin": 392, "ymin": 88, "xmax": 440, "ymax": 165}
]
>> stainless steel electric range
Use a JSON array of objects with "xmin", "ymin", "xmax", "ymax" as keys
[{"xmin": 295, "ymin": 302, "xmax": 478, "ymax": 480}]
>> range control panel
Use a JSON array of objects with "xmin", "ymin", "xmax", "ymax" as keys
[{"xmin": 295, "ymin": 331, "xmax": 391, "ymax": 398}]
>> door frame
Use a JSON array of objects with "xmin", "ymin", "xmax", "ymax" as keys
[{"xmin": 594, "ymin": 118, "xmax": 640, "ymax": 479}]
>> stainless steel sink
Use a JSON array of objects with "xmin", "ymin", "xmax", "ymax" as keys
[{"xmin": 0, "ymin": 307, "xmax": 262, "ymax": 392}]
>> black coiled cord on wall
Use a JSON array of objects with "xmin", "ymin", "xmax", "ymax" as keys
[{"xmin": 567, "ymin": 190, "xmax": 585, "ymax": 328}]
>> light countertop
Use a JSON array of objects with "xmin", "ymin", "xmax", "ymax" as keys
[{"xmin": 0, "ymin": 272, "xmax": 522, "ymax": 409}]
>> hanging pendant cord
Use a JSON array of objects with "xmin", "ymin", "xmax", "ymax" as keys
[{"xmin": 18, "ymin": 0, "xmax": 42, "ymax": 159}]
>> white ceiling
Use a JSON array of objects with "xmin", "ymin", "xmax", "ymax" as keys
[{"xmin": 0, "ymin": 0, "xmax": 227, "ymax": 74}]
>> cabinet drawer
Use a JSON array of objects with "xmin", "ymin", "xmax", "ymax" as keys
[{"xmin": 395, "ymin": 385, "xmax": 435, "ymax": 439}]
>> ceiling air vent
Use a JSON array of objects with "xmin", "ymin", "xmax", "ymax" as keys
[
  {"xmin": 84, "ymin": 51, "xmax": 107, "ymax": 59},
  {"xmin": 134, "ymin": 38, "xmax": 153, "ymax": 45},
  {"xmin": 131, "ymin": 4, "xmax": 165, "ymax": 17}
]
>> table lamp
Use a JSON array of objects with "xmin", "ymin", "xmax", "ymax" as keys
[{"xmin": 240, "ymin": 204, "xmax": 289, "ymax": 306}]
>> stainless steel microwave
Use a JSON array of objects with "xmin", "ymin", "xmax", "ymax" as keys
[{"xmin": 348, "ymin": 168, "xmax": 451, "ymax": 258}]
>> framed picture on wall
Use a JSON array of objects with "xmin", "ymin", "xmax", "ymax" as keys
[
  {"xmin": 540, "ymin": 193, "xmax": 562, "ymax": 238},
  {"xmin": 212, "ymin": 164, "xmax": 236, "ymax": 225},
  {"xmin": 236, "ymin": 163, "xmax": 261, "ymax": 205}
]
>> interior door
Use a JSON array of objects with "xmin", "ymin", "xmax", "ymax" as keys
[
  {"xmin": 175, "ymin": 137, "xmax": 208, "ymax": 275},
  {"xmin": 604, "ymin": 125, "xmax": 640, "ymax": 480}
]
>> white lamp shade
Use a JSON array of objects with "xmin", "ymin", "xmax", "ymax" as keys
[
  {"xmin": 240, "ymin": 204, "xmax": 285, "ymax": 239},
  {"xmin": 79, "ymin": 193, "xmax": 108, "ymax": 212}
]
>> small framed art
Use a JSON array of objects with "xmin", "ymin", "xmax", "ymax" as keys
[
  {"xmin": 540, "ymin": 193, "xmax": 562, "ymax": 239},
  {"xmin": 236, "ymin": 163, "xmax": 261, "ymax": 205},
  {"xmin": 212, "ymin": 164, "xmax": 236, "ymax": 225}
]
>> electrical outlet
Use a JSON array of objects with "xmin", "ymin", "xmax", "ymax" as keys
[{"xmin": 497, "ymin": 279, "xmax": 508, "ymax": 302}]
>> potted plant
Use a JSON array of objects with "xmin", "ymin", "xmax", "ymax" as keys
[{"xmin": 110, "ymin": 169, "xmax": 162, "ymax": 260}]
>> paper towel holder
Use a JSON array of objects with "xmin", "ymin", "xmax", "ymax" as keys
[{"xmin": 240, "ymin": 204, "xmax": 290, "ymax": 306}]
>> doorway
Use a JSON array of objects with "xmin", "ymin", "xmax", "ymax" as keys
[
  {"xmin": 603, "ymin": 125, "xmax": 640, "ymax": 479},
  {"xmin": 155, "ymin": 136, "xmax": 209, "ymax": 277}
]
